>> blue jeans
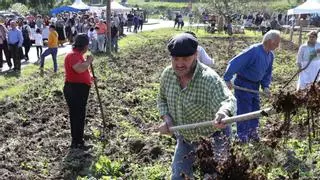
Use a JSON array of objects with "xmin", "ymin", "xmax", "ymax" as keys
[
  {"xmin": 97, "ymin": 34, "xmax": 106, "ymax": 52},
  {"xmin": 40, "ymin": 47, "xmax": 58, "ymax": 72},
  {"xmin": 171, "ymin": 127, "xmax": 230, "ymax": 179}
]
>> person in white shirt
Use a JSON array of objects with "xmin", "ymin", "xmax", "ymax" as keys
[
  {"xmin": 113, "ymin": 14, "xmax": 120, "ymax": 28},
  {"xmin": 297, "ymin": 31, "xmax": 320, "ymax": 90},
  {"xmin": 185, "ymin": 31, "xmax": 214, "ymax": 66},
  {"xmin": 50, "ymin": 14, "xmax": 58, "ymax": 25},
  {"xmin": 34, "ymin": 28, "xmax": 43, "ymax": 61},
  {"xmin": 87, "ymin": 27, "xmax": 98, "ymax": 53}
]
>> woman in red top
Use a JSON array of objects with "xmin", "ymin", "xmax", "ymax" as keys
[{"xmin": 63, "ymin": 33, "xmax": 93, "ymax": 149}]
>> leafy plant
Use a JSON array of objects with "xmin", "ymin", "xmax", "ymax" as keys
[{"xmin": 93, "ymin": 155, "xmax": 123, "ymax": 177}]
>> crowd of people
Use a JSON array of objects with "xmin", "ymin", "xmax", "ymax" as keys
[
  {"xmin": 0, "ymin": 10, "xmax": 145, "ymax": 72},
  {"xmin": 202, "ymin": 12, "xmax": 284, "ymax": 35}
]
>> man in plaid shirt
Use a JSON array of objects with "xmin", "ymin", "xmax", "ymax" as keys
[{"xmin": 157, "ymin": 33, "xmax": 236, "ymax": 179}]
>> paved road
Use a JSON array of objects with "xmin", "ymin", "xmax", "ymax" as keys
[{"xmin": 0, "ymin": 19, "xmax": 203, "ymax": 73}]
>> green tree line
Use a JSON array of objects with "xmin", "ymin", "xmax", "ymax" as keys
[{"xmin": 0, "ymin": 0, "xmax": 104, "ymax": 13}]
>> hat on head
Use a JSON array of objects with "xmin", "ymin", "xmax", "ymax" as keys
[
  {"xmin": 73, "ymin": 33, "xmax": 89, "ymax": 48},
  {"xmin": 167, "ymin": 33, "xmax": 198, "ymax": 57}
]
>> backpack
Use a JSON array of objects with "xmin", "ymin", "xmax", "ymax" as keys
[{"xmin": 22, "ymin": 26, "xmax": 30, "ymax": 41}]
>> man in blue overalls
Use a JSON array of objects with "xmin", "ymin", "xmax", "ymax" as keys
[{"xmin": 223, "ymin": 30, "xmax": 281, "ymax": 143}]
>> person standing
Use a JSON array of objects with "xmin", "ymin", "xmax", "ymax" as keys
[
  {"xmin": 111, "ymin": 22, "xmax": 119, "ymax": 53},
  {"xmin": 223, "ymin": 30, "xmax": 281, "ymax": 143},
  {"xmin": 157, "ymin": 33, "xmax": 236, "ymax": 179},
  {"xmin": 95, "ymin": 18, "xmax": 107, "ymax": 52},
  {"xmin": 34, "ymin": 28, "xmax": 43, "ymax": 61},
  {"xmin": 55, "ymin": 15, "xmax": 66, "ymax": 47},
  {"xmin": 7, "ymin": 21, "xmax": 24, "ymax": 72},
  {"xmin": 22, "ymin": 21, "xmax": 32, "ymax": 61},
  {"xmin": 35, "ymin": 15, "xmax": 43, "ymax": 30},
  {"xmin": 87, "ymin": 27, "xmax": 98, "ymax": 53},
  {"xmin": 127, "ymin": 12, "xmax": 134, "ymax": 32},
  {"xmin": 133, "ymin": 14, "xmax": 139, "ymax": 33},
  {"xmin": 63, "ymin": 34, "xmax": 93, "ymax": 149},
  {"xmin": 0, "ymin": 21, "xmax": 11, "ymax": 69},
  {"xmin": 40, "ymin": 25, "xmax": 59, "ymax": 72},
  {"xmin": 138, "ymin": 14, "xmax": 144, "ymax": 31},
  {"xmin": 297, "ymin": 31, "xmax": 320, "ymax": 90}
]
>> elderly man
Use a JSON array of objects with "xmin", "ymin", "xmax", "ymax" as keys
[
  {"xmin": 8, "ymin": 21, "xmax": 24, "ymax": 72},
  {"xmin": 157, "ymin": 33, "xmax": 236, "ymax": 179},
  {"xmin": 223, "ymin": 30, "xmax": 281, "ymax": 143}
]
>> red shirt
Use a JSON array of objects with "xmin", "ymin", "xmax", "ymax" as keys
[{"xmin": 64, "ymin": 49, "xmax": 92, "ymax": 86}]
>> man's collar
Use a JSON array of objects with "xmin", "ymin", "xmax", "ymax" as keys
[{"xmin": 191, "ymin": 61, "xmax": 201, "ymax": 80}]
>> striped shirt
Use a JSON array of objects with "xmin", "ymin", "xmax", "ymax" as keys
[{"xmin": 158, "ymin": 62, "xmax": 236, "ymax": 141}]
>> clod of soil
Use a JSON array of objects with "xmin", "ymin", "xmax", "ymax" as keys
[
  {"xmin": 194, "ymin": 138, "xmax": 267, "ymax": 180},
  {"xmin": 129, "ymin": 139, "xmax": 146, "ymax": 153},
  {"xmin": 150, "ymin": 146, "xmax": 163, "ymax": 159}
]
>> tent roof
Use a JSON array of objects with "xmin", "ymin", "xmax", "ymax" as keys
[
  {"xmin": 111, "ymin": 1, "xmax": 131, "ymax": 11},
  {"xmin": 288, "ymin": 0, "xmax": 320, "ymax": 15},
  {"xmin": 50, "ymin": 6, "xmax": 80, "ymax": 15},
  {"xmin": 70, "ymin": 0, "xmax": 90, "ymax": 10},
  {"xmin": 90, "ymin": 1, "xmax": 131, "ymax": 12}
]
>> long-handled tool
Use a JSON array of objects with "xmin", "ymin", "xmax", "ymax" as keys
[
  {"xmin": 90, "ymin": 63, "xmax": 107, "ymax": 139},
  {"xmin": 233, "ymin": 84, "xmax": 269, "ymax": 97},
  {"xmin": 169, "ymin": 107, "xmax": 276, "ymax": 132}
]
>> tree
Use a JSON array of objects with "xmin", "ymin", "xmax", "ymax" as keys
[
  {"xmin": 200, "ymin": 0, "xmax": 265, "ymax": 17},
  {"xmin": 10, "ymin": 3, "xmax": 29, "ymax": 15}
]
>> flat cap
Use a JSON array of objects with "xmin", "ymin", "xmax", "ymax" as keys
[{"xmin": 167, "ymin": 33, "xmax": 198, "ymax": 57}]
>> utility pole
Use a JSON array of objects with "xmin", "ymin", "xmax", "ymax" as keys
[{"xmin": 106, "ymin": 0, "xmax": 111, "ymax": 54}]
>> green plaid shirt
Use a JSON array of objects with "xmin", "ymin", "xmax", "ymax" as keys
[{"xmin": 157, "ymin": 62, "xmax": 236, "ymax": 141}]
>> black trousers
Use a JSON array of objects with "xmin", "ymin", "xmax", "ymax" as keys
[
  {"xmin": 63, "ymin": 82, "xmax": 90, "ymax": 145},
  {"xmin": 23, "ymin": 41, "xmax": 31, "ymax": 60},
  {"xmin": 36, "ymin": 46, "xmax": 42, "ymax": 59},
  {"xmin": 0, "ymin": 40, "xmax": 11, "ymax": 68},
  {"xmin": 8, "ymin": 43, "xmax": 21, "ymax": 70}
]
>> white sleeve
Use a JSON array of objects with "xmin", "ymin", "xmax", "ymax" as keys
[
  {"xmin": 297, "ymin": 45, "xmax": 304, "ymax": 65},
  {"xmin": 198, "ymin": 46, "xmax": 214, "ymax": 66}
]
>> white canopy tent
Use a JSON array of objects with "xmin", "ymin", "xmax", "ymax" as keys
[
  {"xmin": 90, "ymin": 1, "xmax": 131, "ymax": 13},
  {"xmin": 287, "ymin": 0, "xmax": 320, "ymax": 15},
  {"xmin": 286, "ymin": 0, "xmax": 320, "ymax": 45},
  {"xmin": 70, "ymin": 0, "xmax": 90, "ymax": 10}
]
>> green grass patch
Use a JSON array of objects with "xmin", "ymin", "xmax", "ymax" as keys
[{"xmin": 0, "ymin": 56, "xmax": 65, "ymax": 101}]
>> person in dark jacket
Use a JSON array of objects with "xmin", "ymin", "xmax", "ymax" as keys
[{"xmin": 111, "ymin": 21, "xmax": 119, "ymax": 53}]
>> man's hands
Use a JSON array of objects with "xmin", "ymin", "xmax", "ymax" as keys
[
  {"xmin": 263, "ymin": 88, "xmax": 271, "ymax": 98},
  {"xmin": 213, "ymin": 112, "xmax": 227, "ymax": 129},
  {"xmin": 158, "ymin": 115, "xmax": 173, "ymax": 135},
  {"xmin": 297, "ymin": 63, "xmax": 302, "ymax": 71},
  {"xmin": 226, "ymin": 81, "xmax": 233, "ymax": 90}
]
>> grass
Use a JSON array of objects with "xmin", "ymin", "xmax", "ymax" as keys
[{"xmin": 0, "ymin": 56, "xmax": 64, "ymax": 101}]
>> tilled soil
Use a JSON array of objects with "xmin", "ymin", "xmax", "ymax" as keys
[{"xmin": 1, "ymin": 35, "xmax": 315, "ymax": 179}]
